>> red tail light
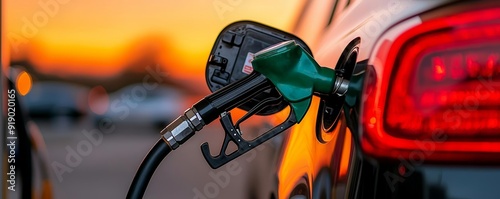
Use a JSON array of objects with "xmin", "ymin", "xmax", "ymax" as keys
[{"xmin": 362, "ymin": 7, "xmax": 500, "ymax": 162}]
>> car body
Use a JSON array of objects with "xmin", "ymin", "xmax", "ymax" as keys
[
  {"xmin": 255, "ymin": 0, "xmax": 500, "ymax": 198},
  {"xmin": 23, "ymin": 81, "xmax": 89, "ymax": 119}
]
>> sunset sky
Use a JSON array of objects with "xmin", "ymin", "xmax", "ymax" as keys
[{"xmin": 4, "ymin": 0, "xmax": 305, "ymax": 82}]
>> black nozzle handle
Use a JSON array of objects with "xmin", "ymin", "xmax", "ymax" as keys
[
  {"xmin": 201, "ymin": 109, "xmax": 297, "ymax": 169},
  {"xmin": 193, "ymin": 72, "xmax": 272, "ymax": 124}
]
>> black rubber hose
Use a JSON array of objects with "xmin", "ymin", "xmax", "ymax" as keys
[{"xmin": 127, "ymin": 139, "xmax": 171, "ymax": 199}]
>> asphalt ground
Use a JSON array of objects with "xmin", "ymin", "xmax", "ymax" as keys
[{"xmin": 35, "ymin": 118, "xmax": 280, "ymax": 199}]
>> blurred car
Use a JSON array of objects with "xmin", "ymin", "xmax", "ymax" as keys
[
  {"xmin": 91, "ymin": 84, "xmax": 185, "ymax": 130},
  {"xmin": 245, "ymin": 0, "xmax": 500, "ymax": 199},
  {"xmin": 23, "ymin": 81, "xmax": 89, "ymax": 119}
]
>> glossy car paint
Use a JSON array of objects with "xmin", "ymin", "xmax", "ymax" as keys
[{"xmin": 269, "ymin": 0, "xmax": 500, "ymax": 198}]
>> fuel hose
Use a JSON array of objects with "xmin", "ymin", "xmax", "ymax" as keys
[
  {"xmin": 126, "ymin": 40, "xmax": 347, "ymax": 198},
  {"xmin": 126, "ymin": 73, "xmax": 272, "ymax": 199},
  {"xmin": 126, "ymin": 139, "xmax": 171, "ymax": 199}
]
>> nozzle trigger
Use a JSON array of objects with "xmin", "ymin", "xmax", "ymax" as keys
[{"xmin": 200, "ymin": 107, "xmax": 297, "ymax": 169}]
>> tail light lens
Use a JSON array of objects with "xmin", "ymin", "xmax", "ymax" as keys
[{"xmin": 362, "ymin": 7, "xmax": 500, "ymax": 162}]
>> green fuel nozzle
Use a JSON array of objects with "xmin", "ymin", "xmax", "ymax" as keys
[
  {"xmin": 252, "ymin": 40, "xmax": 346, "ymax": 122},
  {"xmin": 156, "ymin": 40, "xmax": 349, "ymax": 170},
  {"xmin": 128, "ymin": 39, "xmax": 353, "ymax": 199}
]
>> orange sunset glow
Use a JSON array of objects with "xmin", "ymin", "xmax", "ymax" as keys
[{"xmin": 5, "ymin": 0, "xmax": 305, "ymax": 84}]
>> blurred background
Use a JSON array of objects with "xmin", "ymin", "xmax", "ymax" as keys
[{"xmin": 3, "ymin": 0, "xmax": 307, "ymax": 198}]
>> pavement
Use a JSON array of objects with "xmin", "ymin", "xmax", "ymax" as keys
[{"xmin": 35, "ymin": 118, "xmax": 281, "ymax": 199}]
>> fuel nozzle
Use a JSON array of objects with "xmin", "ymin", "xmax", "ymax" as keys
[
  {"xmin": 160, "ymin": 40, "xmax": 346, "ymax": 168},
  {"xmin": 129, "ymin": 40, "xmax": 347, "ymax": 199},
  {"xmin": 252, "ymin": 40, "xmax": 348, "ymax": 122},
  {"xmin": 160, "ymin": 72, "xmax": 273, "ymax": 150}
]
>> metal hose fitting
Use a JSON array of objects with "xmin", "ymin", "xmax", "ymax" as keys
[{"xmin": 160, "ymin": 108, "xmax": 205, "ymax": 149}]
